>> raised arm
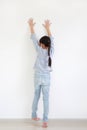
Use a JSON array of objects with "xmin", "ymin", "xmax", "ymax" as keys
[
  {"xmin": 27, "ymin": 18, "xmax": 39, "ymax": 51},
  {"xmin": 27, "ymin": 18, "xmax": 36, "ymax": 34},
  {"xmin": 42, "ymin": 20, "xmax": 52, "ymax": 36},
  {"xmin": 43, "ymin": 20, "xmax": 54, "ymax": 56}
]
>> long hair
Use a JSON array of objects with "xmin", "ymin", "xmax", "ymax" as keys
[{"xmin": 39, "ymin": 36, "xmax": 51, "ymax": 67}]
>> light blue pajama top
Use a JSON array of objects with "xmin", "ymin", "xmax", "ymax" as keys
[{"xmin": 30, "ymin": 33, "xmax": 54, "ymax": 74}]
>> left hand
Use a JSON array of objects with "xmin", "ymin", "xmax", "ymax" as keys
[{"xmin": 28, "ymin": 18, "xmax": 36, "ymax": 28}]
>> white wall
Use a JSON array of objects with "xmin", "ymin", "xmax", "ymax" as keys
[{"xmin": 0, "ymin": 0, "xmax": 87, "ymax": 119}]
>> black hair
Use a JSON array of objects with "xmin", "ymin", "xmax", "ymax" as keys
[{"xmin": 39, "ymin": 36, "xmax": 52, "ymax": 67}]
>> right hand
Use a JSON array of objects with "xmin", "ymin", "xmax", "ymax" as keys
[{"xmin": 42, "ymin": 20, "xmax": 51, "ymax": 29}]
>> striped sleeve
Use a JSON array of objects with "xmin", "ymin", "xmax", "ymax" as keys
[
  {"xmin": 30, "ymin": 33, "xmax": 39, "ymax": 51},
  {"xmin": 50, "ymin": 36, "xmax": 54, "ymax": 57}
]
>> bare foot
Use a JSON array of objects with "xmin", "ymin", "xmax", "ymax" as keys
[
  {"xmin": 32, "ymin": 117, "xmax": 41, "ymax": 121},
  {"xmin": 42, "ymin": 122, "xmax": 48, "ymax": 128}
]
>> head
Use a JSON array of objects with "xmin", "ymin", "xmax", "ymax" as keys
[{"xmin": 39, "ymin": 36, "xmax": 52, "ymax": 67}]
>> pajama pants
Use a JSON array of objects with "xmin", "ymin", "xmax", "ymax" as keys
[{"xmin": 32, "ymin": 72, "xmax": 50, "ymax": 122}]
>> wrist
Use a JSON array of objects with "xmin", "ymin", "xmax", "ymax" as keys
[
  {"xmin": 46, "ymin": 26, "xmax": 50, "ymax": 29},
  {"xmin": 30, "ymin": 26, "xmax": 34, "ymax": 28}
]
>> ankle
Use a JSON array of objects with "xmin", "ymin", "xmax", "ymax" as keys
[
  {"xmin": 42, "ymin": 122, "xmax": 48, "ymax": 128},
  {"xmin": 32, "ymin": 117, "xmax": 40, "ymax": 121}
]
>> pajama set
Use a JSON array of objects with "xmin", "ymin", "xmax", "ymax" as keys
[{"xmin": 30, "ymin": 33, "xmax": 54, "ymax": 122}]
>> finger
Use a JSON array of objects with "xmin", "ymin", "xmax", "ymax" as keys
[
  {"xmin": 44, "ymin": 20, "xmax": 47, "ymax": 23},
  {"xmin": 29, "ymin": 17, "xmax": 33, "ymax": 20}
]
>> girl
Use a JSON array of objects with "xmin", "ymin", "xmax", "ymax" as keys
[{"xmin": 28, "ymin": 18, "xmax": 54, "ymax": 128}]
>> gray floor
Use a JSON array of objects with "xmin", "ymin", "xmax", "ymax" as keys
[{"xmin": 0, "ymin": 119, "xmax": 87, "ymax": 130}]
